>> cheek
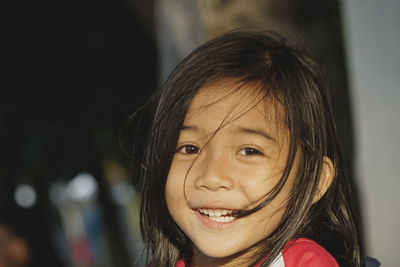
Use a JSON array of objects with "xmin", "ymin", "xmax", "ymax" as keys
[
  {"xmin": 239, "ymin": 163, "xmax": 296, "ymax": 227},
  {"xmin": 246, "ymin": 178, "xmax": 293, "ymax": 244},
  {"xmin": 252, "ymin": 154, "xmax": 296, "ymax": 201},
  {"xmin": 165, "ymin": 181, "xmax": 183, "ymax": 232},
  {"xmin": 235, "ymin": 164, "xmax": 286, "ymax": 205},
  {"xmin": 165, "ymin": 161, "xmax": 187, "ymax": 214}
]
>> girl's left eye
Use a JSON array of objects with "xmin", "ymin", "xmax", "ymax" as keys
[{"xmin": 238, "ymin": 147, "xmax": 263, "ymax": 156}]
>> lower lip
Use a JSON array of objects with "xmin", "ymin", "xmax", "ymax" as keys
[{"xmin": 194, "ymin": 210, "xmax": 239, "ymax": 229}]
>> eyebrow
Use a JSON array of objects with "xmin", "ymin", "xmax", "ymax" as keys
[
  {"xmin": 235, "ymin": 126, "xmax": 277, "ymax": 142},
  {"xmin": 181, "ymin": 125, "xmax": 276, "ymax": 142},
  {"xmin": 181, "ymin": 125, "xmax": 200, "ymax": 132}
]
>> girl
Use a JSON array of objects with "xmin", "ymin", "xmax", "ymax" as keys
[{"xmin": 137, "ymin": 29, "xmax": 362, "ymax": 266}]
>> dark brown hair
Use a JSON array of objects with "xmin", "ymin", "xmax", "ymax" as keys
[{"xmin": 138, "ymin": 29, "xmax": 361, "ymax": 267}]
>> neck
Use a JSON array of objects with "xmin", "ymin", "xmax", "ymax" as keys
[{"xmin": 190, "ymin": 246, "xmax": 255, "ymax": 267}]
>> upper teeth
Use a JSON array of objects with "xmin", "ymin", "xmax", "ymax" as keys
[{"xmin": 198, "ymin": 209, "xmax": 236, "ymax": 222}]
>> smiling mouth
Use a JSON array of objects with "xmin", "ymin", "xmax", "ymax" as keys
[{"xmin": 198, "ymin": 209, "xmax": 238, "ymax": 223}]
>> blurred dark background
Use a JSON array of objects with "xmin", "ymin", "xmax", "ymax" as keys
[
  {"xmin": 1, "ymin": 0, "xmax": 398, "ymax": 266},
  {"xmin": 1, "ymin": 1, "xmax": 156, "ymax": 266}
]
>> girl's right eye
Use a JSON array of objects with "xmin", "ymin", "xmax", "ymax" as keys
[{"xmin": 177, "ymin": 144, "xmax": 200, "ymax": 155}]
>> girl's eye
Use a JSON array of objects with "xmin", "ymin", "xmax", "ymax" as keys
[
  {"xmin": 178, "ymin": 144, "xmax": 200, "ymax": 155},
  {"xmin": 238, "ymin": 147, "xmax": 263, "ymax": 156}
]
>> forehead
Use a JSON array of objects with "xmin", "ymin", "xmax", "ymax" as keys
[
  {"xmin": 185, "ymin": 79, "xmax": 287, "ymax": 138},
  {"xmin": 186, "ymin": 80, "xmax": 284, "ymax": 123}
]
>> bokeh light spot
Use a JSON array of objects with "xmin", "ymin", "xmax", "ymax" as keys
[{"xmin": 14, "ymin": 184, "xmax": 37, "ymax": 208}]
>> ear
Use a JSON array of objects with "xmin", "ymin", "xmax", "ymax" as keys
[{"xmin": 313, "ymin": 156, "xmax": 334, "ymax": 204}]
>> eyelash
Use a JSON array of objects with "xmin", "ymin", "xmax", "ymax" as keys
[{"xmin": 177, "ymin": 145, "xmax": 264, "ymax": 157}]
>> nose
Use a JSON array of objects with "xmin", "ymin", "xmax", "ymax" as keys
[{"xmin": 193, "ymin": 150, "xmax": 235, "ymax": 191}]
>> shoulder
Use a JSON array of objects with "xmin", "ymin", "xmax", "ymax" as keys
[
  {"xmin": 280, "ymin": 238, "xmax": 339, "ymax": 267},
  {"xmin": 176, "ymin": 259, "xmax": 185, "ymax": 267}
]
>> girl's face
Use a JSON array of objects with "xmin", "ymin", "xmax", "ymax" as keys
[{"xmin": 165, "ymin": 80, "xmax": 299, "ymax": 266}]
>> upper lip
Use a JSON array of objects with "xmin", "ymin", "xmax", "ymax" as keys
[
  {"xmin": 191, "ymin": 205, "xmax": 241, "ymax": 211},
  {"xmin": 188, "ymin": 198, "xmax": 246, "ymax": 212}
]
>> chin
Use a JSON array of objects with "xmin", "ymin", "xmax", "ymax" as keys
[{"xmin": 194, "ymin": 241, "xmax": 241, "ymax": 259}]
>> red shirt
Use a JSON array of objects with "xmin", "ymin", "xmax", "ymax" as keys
[{"xmin": 176, "ymin": 238, "xmax": 339, "ymax": 267}]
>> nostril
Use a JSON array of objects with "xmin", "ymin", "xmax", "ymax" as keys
[{"xmin": 195, "ymin": 176, "xmax": 234, "ymax": 191}]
